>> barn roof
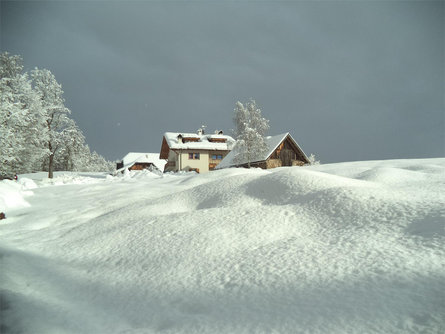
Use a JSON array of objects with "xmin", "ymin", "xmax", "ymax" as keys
[
  {"xmin": 215, "ymin": 133, "xmax": 309, "ymax": 169},
  {"xmin": 160, "ymin": 132, "xmax": 235, "ymax": 159},
  {"xmin": 120, "ymin": 152, "xmax": 167, "ymax": 172}
]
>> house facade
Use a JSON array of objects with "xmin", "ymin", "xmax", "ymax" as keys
[
  {"xmin": 159, "ymin": 130, "xmax": 235, "ymax": 173},
  {"xmin": 216, "ymin": 133, "xmax": 310, "ymax": 170}
]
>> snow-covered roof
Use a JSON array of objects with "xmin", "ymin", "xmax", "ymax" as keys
[
  {"xmin": 207, "ymin": 134, "xmax": 228, "ymax": 140},
  {"xmin": 121, "ymin": 152, "xmax": 167, "ymax": 172},
  {"xmin": 216, "ymin": 133, "xmax": 309, "ymax": 169},
  {"xmin": 163, "ymin": 132, "xmax": 235, "ymax": 151},
  {"xmin": 178, "ymin": 133, "xmax": 200, "ymax": 139}
]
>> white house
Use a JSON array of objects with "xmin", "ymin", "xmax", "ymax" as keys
[
  {"xmin": 159, "ymin": 129, "xmax": 235, "ymax": 173},
  {"xmin": 116, "ymin": 152, "xmax": 167, "ymax": 173}
]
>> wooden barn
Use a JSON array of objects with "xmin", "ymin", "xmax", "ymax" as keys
[{"xmin": 216, "ymin": 133, "xmax": 310, "ymax": 170}]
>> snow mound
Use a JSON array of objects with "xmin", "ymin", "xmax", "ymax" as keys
[
  {"xmin": 0, "ymin": 180, "xmax": 32, "ymax": 211},
  {"xmin": 18, "ymin": 177, "xmax": 38, "ymax": 190},
  {"xmin": 356, "ymin": 166, "xmax": 428, "ymax": 184},
  {"xmin": 1, "ymin": 158, "xmax": 444, "ymax": 334},
  {"xmin": 39, "ymin": 173, "xmax": 107, "ymax": 186},
  {"xmin": 120, "ymin": 169, "xmax": 163, "ymax": 179}
]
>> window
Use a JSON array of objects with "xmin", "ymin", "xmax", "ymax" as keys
[
  {"xmin": 188, "ymin": 153, "xmax": 200, "ymax": 160},
  {"xmin": 212, "ymin": 154, "xmax": 223, "ymax": 160}
]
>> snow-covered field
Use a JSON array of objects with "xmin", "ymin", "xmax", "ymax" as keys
[{"xmin": 1, "ymin": 159, "xmax": 444, "ymax": 334}]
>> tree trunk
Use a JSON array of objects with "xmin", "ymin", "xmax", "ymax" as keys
[
  {"xmin": 48, "ymin": 141, "xmax": 54, "ymax": 178},
  {"xmin": 247, "ymin": 148, "xmax": 251, "ymax": 168},
  {"xmin": 48, "ymin": 153, "xmax": 54, "ymax": 178}
]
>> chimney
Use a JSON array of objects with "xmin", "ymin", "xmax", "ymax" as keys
[
  {"xmin": 177, "ymin": 134, "xmax": 183, "ymax": 143},
  {"xmin": 197, "ymin": 124, "xmax": 206, "ymax": 135}
]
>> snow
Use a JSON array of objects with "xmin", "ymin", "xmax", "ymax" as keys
[
  {"xmin": 0, "ymin": 180, "xmax": 32, "ymax": 210},
  {"xmin": 1, "ymin": 158, "xmax": 444, "ymax": 333}
]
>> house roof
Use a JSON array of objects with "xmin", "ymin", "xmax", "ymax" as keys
[
  {"xmin": 215, "ymin": 133, "xmax": 309, "ymax": 169},
  {"xmin": 120, "ymin": 152, "xmax": 167, "ymax": 172},
  {"xmin": 160, "ymin": 132, "xmax": 235, "ymax": 159}
]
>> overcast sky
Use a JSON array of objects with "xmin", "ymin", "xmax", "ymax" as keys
[{"xmin": 1, "ymin": 0, "xmax": 444, "ymax": 163}]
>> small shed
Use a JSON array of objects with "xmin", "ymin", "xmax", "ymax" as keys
[
  {"xmin": 216, "ymin": 133, "xmax": 310, "ymax": 170},
  {"xmin": 116, "ymin": 153, "xmax": 167, "ymax": 173}
]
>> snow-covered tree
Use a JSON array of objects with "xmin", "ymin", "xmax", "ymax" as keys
[
  {"xmin": 31, "ymin": 68, "xmax": 72, "ymax": 178},
  {"xmin": 0, "ymin": 53, "xmax": 48, "ymax": 176},
  {"xmin": 30, "ymin": 68, "xmax": 115, "ymax": 174},
  {"xmin": 51, "ymin": 119, "xmax": 85, "ymax": 171},
  {"xmin": 1, "ymin": 52, "xmax": 115, "ymax": 176},
  {"xmin": 308, "ymin": 153, "xmax": 320, "ymax": 165},
  {"xmin": 232, "ymin": 99, "xmax": 270, "ymax": 167},
  {"xmin": 88, "ymin": 150, "xmax": 115, "ymax": 172}
]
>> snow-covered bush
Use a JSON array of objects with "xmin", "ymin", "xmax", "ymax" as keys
[{"xmin": 308, "ymin": 153, "xmax": 320, "ymax": 165}]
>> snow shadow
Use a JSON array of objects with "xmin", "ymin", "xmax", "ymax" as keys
[
  {"xmin": 2, "ymin": 242, "xmax": 444, "ymax": 333},
  {"xmin": 0, "ymin": 289, "xmax": 28, "ymax": 334},
  {"xmin": 0, "ymin": 291, "xmax": 13, "ymax": 334},
  {"xmin": 161, "ymin": 274, "xmax": 445, "ymax": 333},
  {"xmin": 0, "ymin": 249, "xmax": 23, "ymax": 334},
  {"xmin": 405, "ymin": 214, "xmax": 445, "ymax": 238}
]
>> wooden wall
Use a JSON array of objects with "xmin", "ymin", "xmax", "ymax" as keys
[{"xmin": 129, "ymin": 163, "xmax": 153, "ymax": 171}]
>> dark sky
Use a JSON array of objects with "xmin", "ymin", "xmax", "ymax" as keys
[{"xmin": 1, "ymin": 0, "xmax": 444, "ymax": 163}]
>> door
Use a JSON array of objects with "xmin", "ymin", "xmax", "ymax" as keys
[{"xmin": 280, "ymin": 149, "xmax": 293, "ymax": 166}]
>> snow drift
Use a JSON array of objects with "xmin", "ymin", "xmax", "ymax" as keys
[
  {"xmin": 0, "ymin": 179, "xmax": 34, "ymax": 211},
  {"xmin": 0, "ymin": 159, "xmax": 444, "ymax": 333}
]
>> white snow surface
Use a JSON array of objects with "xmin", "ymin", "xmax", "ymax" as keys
[{"xmin": 0, "ymin": 159, "xmax": 444, "ymax": 334}]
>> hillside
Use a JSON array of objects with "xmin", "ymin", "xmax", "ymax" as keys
[{"xmin": 1, "ymin": 159, "xmax": 444, "ymax": 333}]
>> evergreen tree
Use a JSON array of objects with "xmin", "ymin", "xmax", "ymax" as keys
[{"xmin": 232, "ymin": 99, "xmax": 269, "ymax": 167}]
